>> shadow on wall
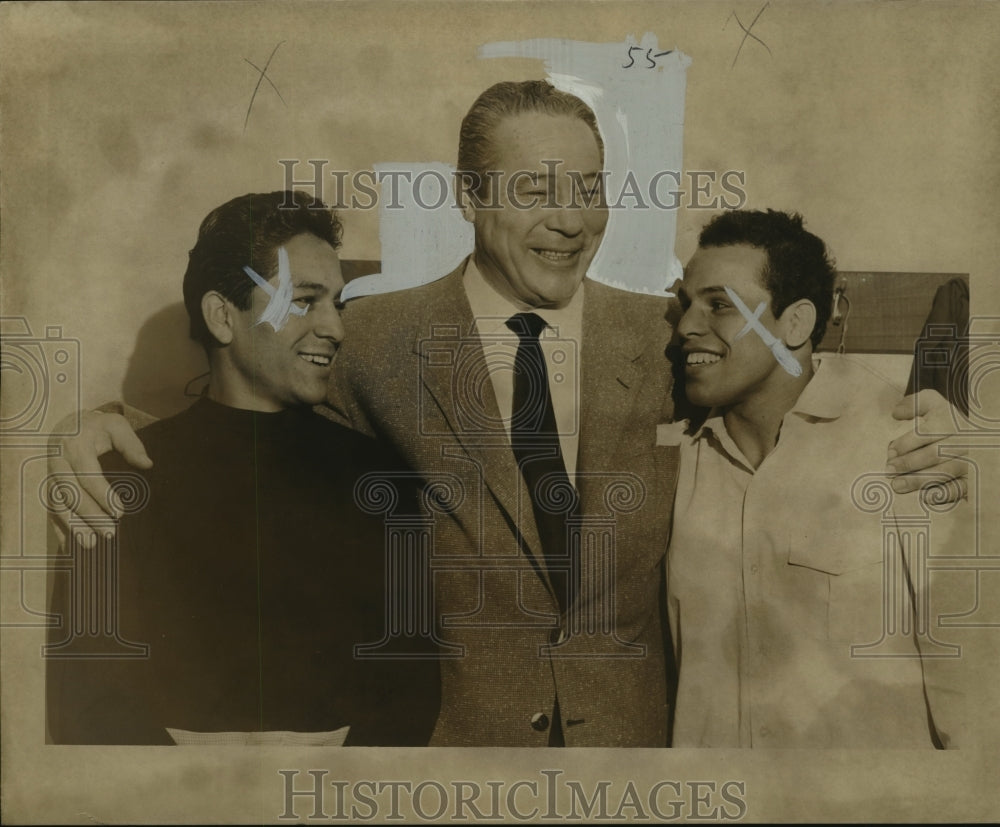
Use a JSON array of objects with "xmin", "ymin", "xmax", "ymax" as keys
[{"xmin": 122, "ymin": 303, "xmax": 207, "ymax": 419}]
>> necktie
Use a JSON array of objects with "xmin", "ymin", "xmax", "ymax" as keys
[{"xmin": 505, "ymin": 312, "xmax": 578, "ymax": 614}]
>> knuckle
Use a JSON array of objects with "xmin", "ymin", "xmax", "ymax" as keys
[
  {"xmin": 920, "ymin": 443, "xmax": 939, "ymax": 461},
  {"xmin": 889, "ymin": 438, "xmax": 911, "ymax": 457},
  {"xmin": 892, "ymin": 455, "xmax": 913, "ymax": 474}
]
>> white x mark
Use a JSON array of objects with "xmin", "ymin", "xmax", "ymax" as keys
[
  {"xmin": 724, "ymin": 285, "xmax": 802, "ymax": 377},
  {"xmin": 243, "ymin": 246, "xmax": 307, "ymax": 332}
]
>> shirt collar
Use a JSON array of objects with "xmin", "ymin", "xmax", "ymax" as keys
[
  {"xmin": 691, "ymin": 357, "xmax": 845, "ymax": 444},
  {"xmin": 786, "ymin": 357, "xmax": 848, "ymax": 420},
  {"xmin": 462, "ymin": 256, "xmax": 584, "ymax": 337}
]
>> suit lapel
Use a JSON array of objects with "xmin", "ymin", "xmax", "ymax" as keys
[
  {"xmin": 577, "ymin": 280, "xmax": 652, "ymax": 507},
  {"xmin": 412, "ymin": 266, "xmax": 549, "ymax": 578}
]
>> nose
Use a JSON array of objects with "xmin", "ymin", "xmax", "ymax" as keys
[
  {"xmin": 312, "ymin": 300, "xmax": 346, "ymax": 343},
  {"xmin": 543, "ymin": 202, "xmax": 585, "ymax": 236},
  {"xmin": 676, "ymin": 304, "xmax": 705, "ymax": 341}
]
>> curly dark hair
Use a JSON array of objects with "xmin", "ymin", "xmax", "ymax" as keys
[
  {"xmin": 182, "ymin": 190, "xmax": 342, "ymax": 349},
  {"xmin": 698, "ymin": 209, "xmax": 836, "ymax": 348}
]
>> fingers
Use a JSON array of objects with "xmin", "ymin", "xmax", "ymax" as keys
[
  {"xmin": 59, "ymin": 435, "xmax": 119, "ymax": 519},
  {"xmin": 43, "ymin": 410, "xmax": 150, "ymax": 549},
  {"xmin": 107, "ymin": 416, "xmax": 153, "ymax": 469},
  {"xmin": 46, "ymin": 454, "xmax": 117, "ymax": 549},
  {"xmin": 892, "ymin": 474, "xmax": 967, "ymax": 502},
  {"xmin": 887, "ymin": 439, "xmax": 970, "ymax": 476},
  {"xmin": 887, "ymin": 456, "xmax": 970, "ymax": 499},
  {"xmin": 886, "ymin": 391, "xmax": 969, "ymax": 499},
  {"xmin": 891, "ymin": 388, "xmax": 946, "ymax": 421},
  {"xmin": 887, "ymin": 428, "xmax": 940, "ymax": 460},
  {"xmin": 55, "ymin": 412, "xmax": 152, "ymax": 515},
  {"xmin": 888, "ymin": 389, "xmax": 970, "ymax": 466}
]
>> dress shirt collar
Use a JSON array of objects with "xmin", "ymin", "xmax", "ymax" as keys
[
  {"xmin": 462, "ymin": 255, "xmax": 584, "ymax": 336},
  {"xmin": 692, "ymin": 357, "xmax": 844, "ymax": 441},
  {"xmin": 690, "ymin": 357, "xmax": 846, "ymax": 470},
  {"xmin": 784, "ymin": 357, "xmax": 849, "ymax": 420}
]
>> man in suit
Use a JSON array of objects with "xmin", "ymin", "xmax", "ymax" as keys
[{"xmin": 328, "ymin": 81, "xmax": 678, "ymax": 746}]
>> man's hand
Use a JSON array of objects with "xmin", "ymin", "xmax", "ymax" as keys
[
  {"xmin": 887, "ymin": 389, "xmax": 969, "ymax": 500},
  {"xmin": 48, "ymin": 411, "xmax": 153, "ymax": 547}
]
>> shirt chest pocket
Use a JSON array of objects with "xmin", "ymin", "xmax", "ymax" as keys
[{"xmin": 786, "ymin": 524, "xmax": 889, "ymax": 646}]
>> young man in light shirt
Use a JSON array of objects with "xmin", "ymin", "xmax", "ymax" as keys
[{"xmin": 663, "ymin": 209, "xmax": 977, "ymax": 748}]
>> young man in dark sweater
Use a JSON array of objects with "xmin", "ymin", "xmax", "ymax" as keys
[{"xmin": 47, "ymin": 191, "xmax": 439, "ymax": 746}]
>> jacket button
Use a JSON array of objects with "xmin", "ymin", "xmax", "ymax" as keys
[{"xmin": 530, "ymin": 713, "xmax": 550, "ymax": 732}]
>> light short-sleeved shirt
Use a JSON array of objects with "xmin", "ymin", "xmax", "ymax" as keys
[{"xmin": 661, "ymin": 356, "xmax": 960, "ymax": 748}]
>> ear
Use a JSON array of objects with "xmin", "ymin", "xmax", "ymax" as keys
[
  {"xmin": 779, "ymin": 298, "xmax": 817, "ymax": 349},
  {"xmin": 201, "ymin": 291, "xmax": 236, "ymax": 346},
  {"xmin": 454, "ymin": 173, "xmax": 478, "ymax": 224}
]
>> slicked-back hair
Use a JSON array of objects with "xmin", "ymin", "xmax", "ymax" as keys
[
  {"xmin": 457, "ymin": 80, "xmax": 604, "ymax": 199},
  {"xmin": 698, "ymin": 209, "xmax": 836, "ymax": 348},
  {"xmin": 182, "ymin": 191, "xmax": 342, "ymax": 349}
]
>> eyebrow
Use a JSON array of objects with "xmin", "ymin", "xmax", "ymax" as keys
[
  {"xmin": 677, "ymin": 284, "xmax": 731, "ymax": 301},
  {"xmin": 295, "ymin": 280, "xmax": 347, "ymax": 303}
]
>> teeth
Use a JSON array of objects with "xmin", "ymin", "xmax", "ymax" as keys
[
  {"xmin": 686, "ymin": 352, "xmax": 722, "ymax": 366},
  {"xmin": 299, "ymin": 353, "xmax": 332, "ymax": 367},
  {"xmin": 534, "ymin": 249, "xmax": 576, "ymax": 262}
]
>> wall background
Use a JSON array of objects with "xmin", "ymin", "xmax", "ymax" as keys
[
  {"xmin": 3, "ymin": 1, "xmax": 998, "ymax": 419},
  {"xmin": 3, "ymin": 2, "xmax": 999, "ymax": 823}
]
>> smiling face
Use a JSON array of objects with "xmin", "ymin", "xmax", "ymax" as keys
[
  {"xmin": 465, "ymin": 112, "xmax": 608, "ymax": 309},
  {"xmin": 225, "ymin": 232, "xmax": 346, "ymax": 411},
  {"xmin": 678, "ymin": 244, "xmax": 797, "ymax": 411}
]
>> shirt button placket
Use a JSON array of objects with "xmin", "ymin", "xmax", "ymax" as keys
[{"xmin": 742, "ymin": 482, "xmax": 764, "ymax": 721}]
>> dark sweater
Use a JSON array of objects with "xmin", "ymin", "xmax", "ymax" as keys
[{"xmin": 47, "ymin": 397, "xmax": 439, "ymax": 745}]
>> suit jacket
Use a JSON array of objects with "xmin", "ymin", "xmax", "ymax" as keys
[{"xmin": 328, "ymin": 264, "xmax": 678, "ymax": 746}]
